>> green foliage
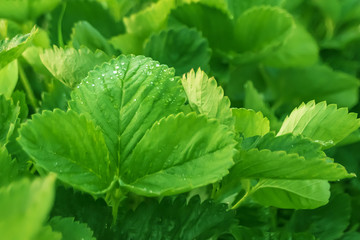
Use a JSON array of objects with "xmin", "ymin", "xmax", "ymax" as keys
[{"xmin": 1, "ymin": 0, "xmax": 360, "ymax": 239}]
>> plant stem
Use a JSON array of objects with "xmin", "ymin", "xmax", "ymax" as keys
[
  {"xmin": 57, "ymin": 2, "xmax": 67, "ymax": 47},
  {"xmin": 18, "ymin": 63, "xmax": 38, "ymax": 109},
  {"xmin": 231, "ymin": 179, "xmax": 252, "ymax": 210}
]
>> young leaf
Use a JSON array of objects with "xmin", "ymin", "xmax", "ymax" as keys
[
  {"xmin": 232, "ymin": 108, "xmax": 270, "ymax": 138},
  {"xmin": 288, "ymin": 193, "xmax": 351, "ymax": 240},
  {"xmin": 124, "ymin": 0, "xmax": 175, "ymax": 39},
  {"xmin": 182, "ymin": 69, "xmax": 233, "ymax": 127},
  {"xmin": 225, "ymin": 0, "xmax": 285, "ymax": 19},
  {"xmin": 0, "ymin": 26, "xmax": 37, "ymax": 69},
  {"xmin": 120, "ymin": 113, "xmax": 236, "ymax": 196},
  {"xmin": 70, "ymin": 21, "xmax": 115, "ymax": 55},
  {"xmin": 40, "ymin": 46, "xmax": 109, "ymax": 88},
  {"xmin": 117, "ymin": 195, "xmax": 235, "ymax": 239},
  {"xmin": 251, "ymin": 179, "xmax": 330, "ymax": 209},
  {"xmin": 0, "ymin": 95, "xmax": 20, "ymax": 146},
  {"xmin": 18, "ymin": 109, "xmax": 115, "ymax": 194},
  {"xmin": 0, "ymin": 60, "xmax": 18, "ymax": 98},
  {"xmin": 69, "ymin": 55, "xmax": 186, "ymax": 165},
  {"xmin": 32, "ymin": 225, "xmax": 62, "ymax": 240},
  {"xmin": 277, "ymin": 101, "xmax": 360, "ymax": 148},
  {"xmin": 234, "ymin": 6, "xmax": 294, "ymax": 53},
  {"xmin": 49, "ymin": 216, "xmax": 96, "ymax": 240},
  {"xmin": 0, "ymin": 175, "xmax": 56, "ymax": 240},
  {"xmin": 144, "ymin": 27, "xmax": 211, "ymax": 75},
  {"xmin": 0, "ymin": 146, "xmax": 19, "ymax": 187}
]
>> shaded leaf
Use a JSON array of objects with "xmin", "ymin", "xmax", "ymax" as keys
[
  {"xmin": 49, "ymin": 216, "xmax": 96, "ymax": 240},
  {"xmin": 0, "ymin": 146, "xmax": 18, "ymax": 187},
  {"xmin": 0, "ymin": 95, "xmax": 20, "ymax": 146},
  {"xmin": 0, "ymin": 60, "xmax": 18, "ymax": 98},
  {"xmin": 117, "ymin": 195, "xmax": 235, "ymax": 239},
  {"xmin": 145, "ymin": 27, "xmax": 211, "ymax": 75}
]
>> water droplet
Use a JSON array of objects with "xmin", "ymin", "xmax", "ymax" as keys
[
  {"xmin": 147, "ymin": 71, "xmax": 152, "ymax": 75},
  {"xmin": 150, "ymin": 65, "xmax": 154, "ymax": 69},
  {"xmin": 133, "ymin": 99, "xmax": 137, "ymax": 101},
  {"xmin": 170, "ymin": 78, "xmax": 174, "ymax": 81},
  {"xmin": 150, "ymin": 81, "xmax": 154, "ymax": 85},
  {"xmin": 102, "ymin": 74, "xmax": 105, "ymax": 77},
  {"xmin": 157, "ymin": 122, "xmax": 160, "ymax": 125},
  {"xmin": 113, "ymin": 70, "xmax": 117, "ymax": 74},
  {"xmin": 77, "ymin": 86, "xmax": 80, "ymax": 88},
  {"xmin": 92, "ymin": 84, "xmax": 95, "ymax": 87},
  {"xmin": 86, "ymin": 81, "xmax": 89, "ymax": 84},
  {"xmin": 156, "ymin": 64, "xmax": 160, "ymax": 67},
  {"xmin": 115, "ymin": 65, "xmax": 119, "ymax": 69},
  {"xmin": 121, "ymin": 62, "xmax": 125, "ymax": 65},
  {"xmin": 163, "ymin": 69, "xmax": 167, "ymax": 72}
]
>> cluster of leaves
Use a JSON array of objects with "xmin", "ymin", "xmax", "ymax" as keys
[{"xmin": 1, "ymin": 0, "xmax": 360, "ymax": 239}]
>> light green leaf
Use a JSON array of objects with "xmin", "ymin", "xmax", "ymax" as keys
[
  {"xmin": 182, "ymin": 69, "xmax": 233, "ymax": 127},
  {"xmin": 18, "ymin": 109, "xmax": 114, "ymax": 194},
  {"xmin": 0, "ymin": 0, "xmax": 60, "ymax": 22},
  {"xmin": 251, "ymin": 179, "xmax": 330, "ymax": 209},
  {"xmin": 124, "ymin": 0, "xmax": 175, "ymax": 38},
  {"xmin": 0, "ymin": 146, "xmax": 18, "ymax": 187},
  {"xmin": 110, "ymin": 32, "xmax": 144, "ymax": 55},
  {"xmin": 69, "ymin": 55, "xmax": 185, "ymax": 166},
  {"xmin": 168, "ymin": 3, "xmax": 234, "ymax": 51},
  {"xmin": 234, "ymin": 6, "xmax": 294, "ymax": 53},
  {"xmin": 0, "ymin": 60, "xmax": 18, "ymax": 98},
  {"xmin": 266, "ymin": 64, "xmax": 360, "ymax": 108},
  {"xmin": 144, "ymin": 27, "xmax": 211, "ymax": 75},
  {"xmin": 0, "ymin": 175, "xmax": 56, "ymax": 240},
  {"xmin": 40, "ymin": 46, "xmax": 110, "ymax": 88},
  {"xmin": 0, "ymin": 95, "xmax": 20, "ymax": 146},
  {"xmin": 225, "ymin": 0, "xmax": 285, "ymax": 19},
  {"xmin": 0, "ymin": 26, "xmax": 37, "ymax": 69},
  {"xmin": 120, "ymin": 113, "xmax": 236, "ymax": 196},
  {"xmin": 70, "ymin": 21, "xmax": 115, "ymax": 55},
  {"xmin": 263, "ymin": 24, "xmax": 319, "ymax": 68},
  {"xmin": 232, "ymin": 108, "xmax": 270, "ymax": 137},
  {"xmin": 277, "ymin": 101, "xmax": 360, "ymax": 148},
  {"xmin": 49, "ymin": 216, "xmax": 96, "ymax": 240}
]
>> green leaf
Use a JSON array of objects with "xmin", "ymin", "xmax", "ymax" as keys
[
  {"xmin": 18, "ymin": 109, "xmax": 115, "ymax": 194},
  {"xmin": 40, "ymin": 46, "xmax": 110, "ymax": 88},
  {"xmin": 144, "ymin": 27, "xmax": 211, "ymax": 75},
  {"xmin": 251, "ymin": 179, "xmax": 330, "ymax": 209},
  {"xmin": 263, "ymin": 24, "xmax": 319, "ymax": 68},
  {"xmin": 0, "ymin": 95, "xmax": 20, "ymax": 146},
  {"xmin": 11, "ymin": 90, "xmax": 29, "ymax": 120},
  {"xmin": 0, "ymin": 146, "xmax": 18, "ymax": 187},
  {"xmin": 110, "ymin": 32, "xmax": 144, "ymax": 55},
  {"xmin": 40, "ymin": 80, "xmax": 71, "ymax": 111},
  {"xmin": 277, "ymin": 101, "xmax": 360, "ymax": 148},
  {"xmin": 244, "ymin": 81, "xmax": 280, "ymax": 130},
  {"xmin": 69, "ymin": 55, "xmax": 185, "ymax": 166},
  {"xmin": 49, "ymin": 216, "xmax": 96, "ymax": 240},
  {"xmin": 169, "ymin": 3, "xmax": 234, "ymax": 51},
  {"xmin": 0, "ymin": 27, "xmax": 37, "ymax": 69},
  {"xmin": 124, "ymin": 0, "xmax": 175, "ymax": 38},
  {"xmin": 0, "ymin": 0, "xmax": 60, "ymax": 22},
  {"xmin": 49, "ymin": 0, "xmax": 123, "ymax": 44},
  {"xmin": 117, "ymin": 195, "xmax": 235, "ymax": 239},
  {"xmin": 225, "ymin": 0, "xmax": 285, "ymax": 19},
  {"xmin": 182, "ymin": 69, "xmax": 233, "ymax": 127},
  {"xmin": 0, "ymin": 60, "xmax": 18, "ymax": 98},
  {"xmin": 266, "ymin": 64, "xmax": 360, "ymax": 108},
  {"xmin": 70, "ymin": 21, "xmax": 115, "ymax": 55},
  {"xmin": 232, "ymin": 108, "xmax": 270, "ymax": 137},
  {"xmin": 32, "ymin": 226, "xmax": 62, "ymax": 240},
  {"xmin": 0, "ymin": 175, "xmax": 56, "ymax": 240},
  {"xmin": 120, "ymin": 113, "xmax": 236, "ymax": 196},
  {"xmin": 288, "ymin": 193, "xmax": 351, "ymax": 240},
  {"xmin": 234, "ymin": 6, "xmax": 294, "ymax": 53}
]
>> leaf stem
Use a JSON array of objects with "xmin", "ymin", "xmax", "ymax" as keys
[
  {"xmin": 18, "ymin": 63, "xmax": 38, "ymax": 110},
  {"xmin": 57, "ymin": 2, "xmax": 67, "ymax": 47},
  {"xmin": 231, "ymin": 179, "xmax": 252, "ymax": 209}
]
